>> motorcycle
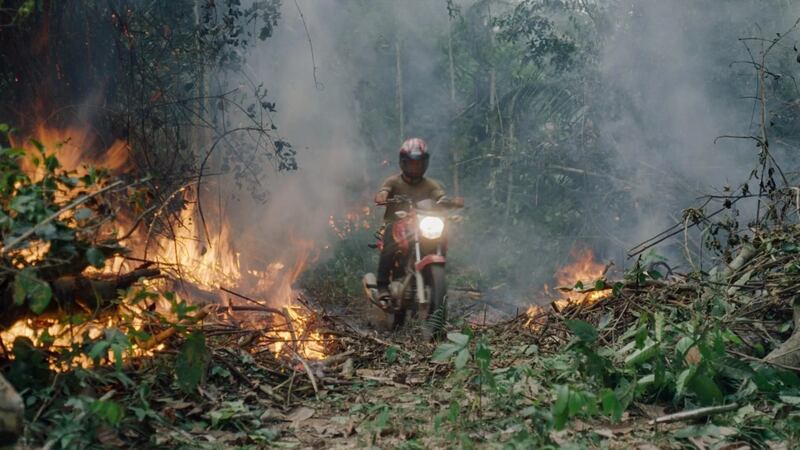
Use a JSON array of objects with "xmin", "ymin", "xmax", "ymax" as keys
[{"xmin": 363, "ymin": 194, "xmax": 463, "ymax": 336}]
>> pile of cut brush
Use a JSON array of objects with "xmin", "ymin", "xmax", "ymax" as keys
[
  {"xmin": 469, "ymin": 224, "xmax": 800, "ymax": 447},
  {"xmin": 526, "ymin": 225, "xmax": 799, "ymax": 368}
]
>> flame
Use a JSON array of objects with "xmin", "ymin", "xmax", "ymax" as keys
[
  {"xmin": 551, "ymin": 248, "xmax": 612, "ymax": 309},
  {"xmin": 249, "ymin": 241, "xmax": 326, "ymax": 360},
  {"xmin": 10, "ymin": 124, "xmax": 131, "ymax": 181},
  {"xmin": 0, "ymin": 298, "xmax": 164, "ymax": 371},
  {"xmin": 526, "ymin": 248, "xmax": 612, "ymax": 327},
  {"xmin": 2, "ymin": 124, "xmax": 331, "ymax": 363},
  {"xmin": 328, "ymin": 205, "xmax": 372, "ymax": 239},
  {"xmin": 149, "ymin": 194, "xmax": 242, "ymax": 290}
]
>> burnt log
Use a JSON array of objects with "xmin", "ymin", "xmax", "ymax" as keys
[{"xmin": 1, "ymin": 267, "xmax": 160, "ymax": 329}]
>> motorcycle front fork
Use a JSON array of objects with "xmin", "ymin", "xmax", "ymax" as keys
[{"xmin": 413, "ymin": 229, "xmax": 427, "ymax": 316}]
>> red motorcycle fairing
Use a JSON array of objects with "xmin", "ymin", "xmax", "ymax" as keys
[
  {"xmin": 391, "ymin": 218, "xmax": 413, "ymax": 254},
  {"xmin": 415, "ymin": 254, "xmax": 446, "ymax": 272}
]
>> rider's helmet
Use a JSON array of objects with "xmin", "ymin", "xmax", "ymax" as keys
[{"xmin": 399, "ymin": 138, "xmax": 429, "ymax": 181}]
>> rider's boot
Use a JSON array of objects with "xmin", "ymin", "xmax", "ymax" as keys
[{"xmin": 377, "ymin": 285, "xmax": 392, "ymax": 310}]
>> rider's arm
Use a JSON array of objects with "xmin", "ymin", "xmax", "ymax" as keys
[
  {"xmin": 430, "ymin": 181, "xmax": 446, "ymax": 202},
  {"xmin": 375, "ymin": 177, "xmax": 394, "ymax": 204}
]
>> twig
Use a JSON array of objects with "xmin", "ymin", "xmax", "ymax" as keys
[
  {"xmin": 139, "ymin": 306, "xmax": 212, "ymax": 351},
  {"xmin": 320, "ymin": 350, "xmax": 355, "ymax": 367},
  {"xmin": 219, "ymin": 286, "xmax": 272, "ymax": 309},
  {"xmin": 727, "ymin": 349, "xmax": 800, "ymax": 373},
  {"xmin": 649, "ymin": 403, "xmax": 738, "ymax": 425},
  {"xmin": 290, "ymin": 349, "xmax": 319, "ymax": 399},
  {"xmin": 293, "ymin": 0, "xmax": 323, "ymax": 90}
]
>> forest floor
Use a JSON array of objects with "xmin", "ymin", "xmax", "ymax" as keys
[
  {"xmin": 11, "ymin": 247, "xmax": 800, "ymax": 449},
  {"xmin": 126, "ymin": 283, "xmax": 796, "ymax": 450}
]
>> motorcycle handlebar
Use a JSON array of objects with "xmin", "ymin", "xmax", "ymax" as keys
[{"xmin": 376, "ymin": 195, "xmax": 465, "ymax": 209}]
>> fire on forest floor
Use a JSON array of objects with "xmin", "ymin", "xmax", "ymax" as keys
[
  {"xmin": 2, "ymin": 124, "xmax": 334, "ymax": 368},
  {"xmin": 525, "ymin": 248, "xmax": 614, "ymax": 328}
]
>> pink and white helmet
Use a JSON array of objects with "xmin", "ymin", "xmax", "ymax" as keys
[{"xmin": 399, "ymin": 138, "xmax": 429, "ymax": 179}]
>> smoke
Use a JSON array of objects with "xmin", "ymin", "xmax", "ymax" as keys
[
  {"xmin": 207, "ymin": 0, "xmax": 456, "ymax": 284},
  {"xmin": 209, "ymin": 0, "xmax": 800, "ymax": 305},
  {"xmin": 218, "ymin": 1, "xmax": 367, "ymax": 273},
  {"xmin": 596, "ymin": 0, "xmax": 800, "ymax": 258}
]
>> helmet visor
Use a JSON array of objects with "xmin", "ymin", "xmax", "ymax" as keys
[{"xmin": 401, "ymin": 159, "xmax": 426, "ymax": 178}]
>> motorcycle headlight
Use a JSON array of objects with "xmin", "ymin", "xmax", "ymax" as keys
[{"xmin": 419, "ymin": 216, "xmax": 445, "ymax": 239}]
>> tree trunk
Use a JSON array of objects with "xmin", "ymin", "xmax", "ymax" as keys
[
  {"xmin": 395, "ymin": 39, "xmax": 404, "ymax": 144},
  {"xmin": 448, "ymin": 18, "xmax": 460, "ymax": 196},
  {"xmin": 487, "ymin": 1, "xmax": 498, "ymax": 204},
  {"xmin": 504, "ymin": 94, "xmax": 517, "ymax": 228}
]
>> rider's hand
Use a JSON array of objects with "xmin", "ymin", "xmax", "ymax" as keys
[{"xmin": 375, "ymin": 190, "xmax": 389, "ymax": 205}]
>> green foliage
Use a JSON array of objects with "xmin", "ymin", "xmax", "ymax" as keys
[
  {"xmin": 88, "ymin": 328, "xmax": 130, "ymax": 371},
  {"xmin": 175, "ymin": 331, "xmax": 211, "ymax": 393},
  {"xmin": 13, "ymin": 268, "xmax": 52, "ymax": 314}
]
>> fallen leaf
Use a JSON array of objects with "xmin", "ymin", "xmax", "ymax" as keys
[
  {"xmin": 356, "ymin": 368, "xmax": 383, "ymax": 378},
  {"xmin": 340, "ymin": 358, "xmax": 354, "ymax": 379},
  {"xmin": 260, "ymin": 408, "xmax": 286, "ymax": 421},
  {"xmin": 593, "ymin": 428, "xmax": 615, "ymax": 439},
  {"xmin": 286, "ymin": 406, "xmax": 315, "ymax": 422},
  {"xmin": 685, "ymin": 346, "xmax": 703, "ymax": 365},
  {"xmin": 96, "ymin": 426, "xmax": 124, "ymax": 448},
  {"xmin": 719, "ymin": 443, "xmax": 751, "ymax": 450},
  {"xmin": 688, "ymin": 436, "xmax": 708, "ymax": 450},
  {"xmin": 170, "ymin": 401, "xmax": 193, "ymax": 410},
  {"xmin": 635, "ymin": 402, "xmax": 666, "ymax": 419}
]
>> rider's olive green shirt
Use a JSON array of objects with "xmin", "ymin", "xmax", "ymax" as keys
[{"xmin": 379, "ymin": 174, "xmax": 445, "ymax": 222}]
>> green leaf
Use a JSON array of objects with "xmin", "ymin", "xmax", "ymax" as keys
[
  {"xmin": 688, "ymin": 373, "xmax": 723, "ymax": 405},
  {"xmin": 44, "ymin": 154, "xmax": 59, "ymax": 172},
  {"xmin": 614, "ymin": 378, "xmax": 635, "ymax": 409},
  {"xmin": 447, "ymin": 332, "xmax": 470, "ymax": 347},
  {"xmin": 74, "ymin": 208, "xmax": 93, "ymax": 221},
  {"xmin": 454, "ymin": 348, "xmax": 469, "ymax": 369},
  {"xmin": 567, "ymin": 390, "xmax": 586, "ymax": 416},
  {"xmin": 86, "ymin": 247, "xmax": 106, "ymax": 268},
  {"xmin": 90, "ymin": 399, "xmax": 124, "ymax": 425},
  {"xmin": 779, "ymin": 395, "xmax": 800, "ymax": 405},
  {"xmin": 625, "ymin": 342, "xmax": 659, "ymax": 367},
  {"xmin": 637, "ymin": 374, "xmax": 656, "ymax": 387},
  {"xmin": 552, "ymin": 384, "xmax": 570, "ymax": 430},
  {"xmin": 676, "ymin": 336, "xmax": 695, "ymax": 356},
  {"xmin": 14, "ymin": 269, "xmax": 52, "ymax": 314},
  {"xmin": 612, "ymin": 282, "xmax": 624, "ymax": 296},
  {"xmin": 475, "ymin": 339, "xmax": 491, "ymax": 363},
  {"xmin": 432, "ymin": 343, "xmax": 460, "ymax": 362},
  {"xmin": 89, "ymin": 341, "xmax": 111, "ymax": 361},
  {"xmin": 372, "ymin": 406, "xmax": 389, "ymax": 431},
  {"xmin": 654, "ymin": 312, "xmax": 665, "ymax": 342},
  {"xmin": 175, "ymin": 331, "xmax": 210, "ymax": 393},
  {"xmin": 648, "ymin": 269, "xmax": 662, "ymax": 280},
  {"xmin": 384, "ymin": 346, "xmax": 398, "ymax": 364},
  {"xmin": 565, "ymin": 319, "xmax": 597, "ymax": 343},
  {"xmin": 601, "ymin": 389, "xmax": 623, "ymax": 422}
]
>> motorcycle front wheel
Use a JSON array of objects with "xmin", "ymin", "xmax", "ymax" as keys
[{"xmin": 423, "ymin": 264, "xmax": 447, "ymax": 338}]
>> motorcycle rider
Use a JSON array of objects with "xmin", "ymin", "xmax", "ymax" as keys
[{"xmin": 374, "ymin": 138, "xmax": 445, "ymax": 307}]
